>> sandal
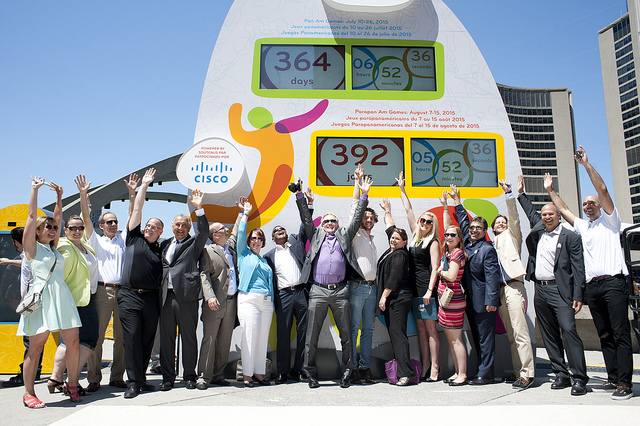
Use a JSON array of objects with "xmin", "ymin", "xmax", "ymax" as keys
[
  {"xmin": 23, "ymin": 394, "xmax": 46, "ymax": 409},
  {"xmin": 47, "ymin": 378, "xmax": 65, "ymax": 394},
  {"xmin": 66, "ymin": 384, "xmax": 82, "ymax": 403}
]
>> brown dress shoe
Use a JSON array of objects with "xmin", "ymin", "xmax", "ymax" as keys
[{"xmin": 86, "ymin": 382, "xmax": 101, "ymax": 393}]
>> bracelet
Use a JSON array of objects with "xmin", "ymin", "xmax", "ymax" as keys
[{"xmin": 384, "ymin": 211, "xmax": 391, "ymax": 214}]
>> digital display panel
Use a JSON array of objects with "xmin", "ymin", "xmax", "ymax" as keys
[
  {"xmin": 352, "ymin": 46, "xmax": 436, "ymax": 91},
  {"xmin": 260, "ymin": 44, "xmax": 345, "ymax": 90},
  {"xmin": 316, "ymin": 137, "xmax": 404, "ymax": 186},
  {"xmin": 411, "ymin": 138, "xmax": 498, "ymax": 187}
]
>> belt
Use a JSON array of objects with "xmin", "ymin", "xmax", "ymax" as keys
[
  {"xmin": 123, "ymin": 287, "xmax": 156, "ymax": 294},
  {"xmin": 279, "ymin": 283, "xmax": 306, "ymax": 292},
  {"xmin": 226, "ymin": 293, "xmax": 237, "ymax": 300},
  {"xmin": 591, "ymin": 274, "xmax": 620, "ymax": 282},
  {"xmin": 98, "ymin": 281, "xmax": 120, "ymax": 287},
  {"xmin": 352, "ymin": 280, "xmax": 375, "ymax": 285},
  {"xmin": 536, "ymin": 279, "xmax": 555, "ymax": 286},
  {"xmin": 313, "ymin": 281, "xmax": 345, "ymax": 290}
]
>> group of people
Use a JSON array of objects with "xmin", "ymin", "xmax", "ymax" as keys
[{"xmin": 10, "ymin": 145, "xmax": 635, "ymax": 408}]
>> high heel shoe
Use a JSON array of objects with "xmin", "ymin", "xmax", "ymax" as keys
[
  {"xmin": 66, "ymin": 384, "xmax": 82, "ymax": 402},
  {"xmin": 47, "ymin": 378, "xmax": 65, "ymax": 394}
]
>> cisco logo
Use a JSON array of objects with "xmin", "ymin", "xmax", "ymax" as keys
[
  {"xmin": 177, "ymin": 138, "xmax": 244, "ymax": 193},
  {"xmin": 192, "ymin": 161, "xmax": 233, "ymax": 184}
]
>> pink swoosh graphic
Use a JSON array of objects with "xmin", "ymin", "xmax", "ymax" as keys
[{"xmin": 275, "ymin": 99, "xmax": 329, "ymax": 134}]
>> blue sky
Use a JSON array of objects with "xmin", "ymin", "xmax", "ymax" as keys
[{"xmin": 0, "ymin": 0, "xmax": 630, "ymax": 228}]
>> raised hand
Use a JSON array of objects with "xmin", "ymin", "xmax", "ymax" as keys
[
  {"xmin": 305, "ymin": 187, "xmax": 315, "ymax": 204},
  {"xmin": 360, "ymin": 175, "xmax": 372, "ymax": 195},
  {"xmin": 141, "ymin": 168, "xmax": 156, "ymax": 186},
  {"xmin": 395, "ymin": 171, "xmax": 405, "ymax": 189},
  {"xmin": 543, "ymin": 173, "xmax": 553, "ymax": 192},
  {"xmin": 379, "ymin": 196, "xmax": 390, "ymax": 212},
  {"xmin": 31, "ymin": 176, "xmax": 45, "ymax": 191},
  {"xmin": 237, "ymin": 196, "xmax": 248, "ymax": 212},
  {"xmin": 449, "ymin": 184, "xmax": 460, "ymax": 201},
  {"xmin": 498, "ymin": 179, "xmax": 512, "ymax": 193},
  {"xmin": 439, "ymin": 190, "xmax": 449, "ymax": 207},
  {"xmin": 243, "ymin": 201, "xmax": 253, "ymax": 215},
  {"xmin": 125, "ymin": 173, "xmax": 140, "ymax": 194},
  {"xmin": 575, "ymin": 145, "xmax": 587, "ymax": 165},
  {"xmin": 74, "ymin": 174, "xmax": 91, "ymax": 195},
  {"xmin": 354, "ymin": 163, "xmax": 364, "ymax": 182},
  {"xmin": 190, "ymin": 189, "xmax": 204, "ymax": 210},
  {"xmin": 517, "ymin": 175, "xmax": 524, "ymax": 194},
  {"xmin": 49, "ymin": 181, "xmax": 63, "ymax": 198}
]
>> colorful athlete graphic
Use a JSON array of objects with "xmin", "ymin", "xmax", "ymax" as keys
[{"xmin": 200, "ymin": 100, "xmax": 329, "ymax": 225}]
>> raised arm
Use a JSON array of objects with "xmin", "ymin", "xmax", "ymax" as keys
[
  {"xmin": 379, "ymin": 197, "xmax": 395, "ymax": 228},
  {"xmin": 544, "ymin": 173, "xmax": 577, "ymax": 226},
  {"xmin": 346, "ymin": 175, "xmax": 371, "ymax": 240},
  {"xmin": 396, "ymin": 171, "xmax": 417, "ymax": 234},
  {"xmin": 450, "ymin": 185, "xmax": 470, "ymax": 243},
  {"xmin": 439, "ymin": 190, "xmax": 452, "ymax": 230},
  {"xmin": 128, "ymin": 168, "xmax": 155, "ymax": 231},
  {"xmin": 75, "ymin": 175, "xmax": 94, "ymax": 239},
  {"xmin": 236, "ymin": 201, "xmax": 252, "ymax": 257},
  {"xmin": 500, "ymin": 179, "xmax": 522, "ymax": 244},
  {"xmin": 352, "ymin": 164, "xmax": 364, "ymax": 201},
  {"xmin": 575, "ymin": 145, "xmax": 614, "ymax": 214},
  {"xmin": 298, "ymin": 187, "xmax": 315, "ymax": 243},
  {"xmin": 190, "ymin": 189, "xmax": 209, "ymax": 254},
  {"xmin": 227, "ymin": 196, "xmax": 246, "ymax": 253},
  {"xmin": 124, "ymin": 173, "xmax": 140, "ymax": 217},
  {"xmin": 50, "ymin": 182, "xmax": 63, "ymax": 248},
  {"xmin": 517, "ymin": 192, "xmax": 541, "ymax": 228},
  {"xmin": 23, "ymin": 178, "xmax": 45, "ymax": 261}
]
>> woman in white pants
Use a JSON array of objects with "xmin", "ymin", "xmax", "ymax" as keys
[{"xmin": 236, "ymin": 200, "xmax": 274, "ymax": 387}]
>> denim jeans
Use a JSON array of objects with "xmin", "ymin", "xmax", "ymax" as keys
[{"xmin": 348, "ymin": 281, "xmax": 377, "ymax": 369}]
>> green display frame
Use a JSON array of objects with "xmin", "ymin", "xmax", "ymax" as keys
[{"xmin": 252, "ymin": 38, "xmax": 445, "ymax": 100}]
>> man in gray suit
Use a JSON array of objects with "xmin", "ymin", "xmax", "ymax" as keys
[
  {"xmin": 159, "ymin": 190, "xmax": 209, "ymax": 391},
  {"xmin": 195, "ymin": 199, "xmax": 244, "ymax": 390},
  {"xmin": 518, "ymin": 181, "xmax": 588, "ymax": 396},
  {"xmin": 297, "ymin": 173, "xmax": 371, "ymax": 389}
]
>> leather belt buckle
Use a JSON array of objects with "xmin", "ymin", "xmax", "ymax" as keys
[
  {"xmin": 327, "ymin": 283, "xmax": 337, "ymax": 290},
  {"xmin": 537, "ymin": 280, "xmax": 555, "ymax": 286}
]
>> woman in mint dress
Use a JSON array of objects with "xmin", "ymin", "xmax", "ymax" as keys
[{"xmin": 19, "ymin": 178, "xmax": 82, "ymax": 408}]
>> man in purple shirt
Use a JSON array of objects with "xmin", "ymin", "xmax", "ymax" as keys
[{"xmin": 296, "ymin": 173, "xmax": 371, "ymax": 389}]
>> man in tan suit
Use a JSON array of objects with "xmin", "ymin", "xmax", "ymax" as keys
[
  {"xmin": 490, "ymin": 177, "xmax": 534, "ymax": 389},
  {"xmin": 195, "ymin": 199, "xmax": 244, "ymax": 390}
]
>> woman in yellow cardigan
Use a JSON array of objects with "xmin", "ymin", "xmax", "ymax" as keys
[{"xmin": 47, "ymin": 214, "xmax": 99, "ymax": 399}]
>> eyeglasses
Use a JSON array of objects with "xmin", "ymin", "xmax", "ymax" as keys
[
  {"xmin": 419, "ymin": 218, "xmax": 433, "ymax": 225},
  {"xmin": 67, "ymin": 226, "xmax": 85, "ymax": 232},
  {"xmin": 322, "ymin": 219, "xmax": 338, "ymax": 225},
  {"xmin": 469, "ymin": 226, "xmax": 484, "ymax": 231},
  {"xmin": 145, "ymin": 224, "xmax": 162, "ymax": 231},
  {"xmin": 272, "ymin": 227, "xmax": 285, "ymax": 234},
  {"xmin": 444, "ymin": 233, "xmax": 457, "ymax": 238},
  {"xmin": 44, "ymin": 224, "xmax": 59, "ymax": 231},
  {"xmin": 105, "ymin": 220, "xmax": 118, "ymax": 225},
  {"xmin": 251, "ymin": 236, "xmax": 264, "ymax": 242},
  {"xmin": 211, "ymin": 227, "xmax": 228, "ymax": 235}
]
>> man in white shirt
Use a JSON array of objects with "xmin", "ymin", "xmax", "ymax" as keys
[
  {"xmin": 264, "ymin": 185, "xmax": 313, "ymax": 384},
  {"xmin": 545, "ymin": 146, "xmax": 634, "ymax": 401},
  {"xmin": 77, "ymin": 174, "xmax": 138, "ymax": 392},
  {"xmin": 347, "ymin": 165, "xmax": 378, "ymax": 384}
]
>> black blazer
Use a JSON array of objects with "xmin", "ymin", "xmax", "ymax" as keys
[
  {"xmin": 160, "ymin": 213, "xmax": 209, "ymax": 304},
  {"xmin": 517, "ymin": 193, "xmax": 586, "ymax": 306},
  {"xmin": 264, "ymin": 208, "xmax": 312, "ymax": 290},
  {"xmin": 454, "ymin": 204, "xmax": 501, "ymax": 313},
  {"xmin": 374, "ymin": 226, "xmax": 413, "ymax": 316}
]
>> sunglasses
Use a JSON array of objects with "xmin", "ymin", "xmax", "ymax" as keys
[
  {"xmin": 444, "ymin": 233, "xmax": 457, "ymax": 238},
  {"xmin": 44, "ymin": 224, "xmax": 59, "ymax": 231},
  {"xmin": 322, "ymin": 219, "xmax": 338, "ymax": 225},
  {"xmin": 419, "ymin": 218, "xmax": 433, "ymax": 225},
  {"xmin": 251, "ymin": 236, "xmax": 264, "ymax": 242},
  {"xmin": 105, "ymin": 220, "xmax": 118, "ymax": 225},
  {"xmin": 272, "ymin": 227, "xmax": 286, "ymax": 234},
  {"xmin": 469, "ymin": 225, "xmax": 485, "ymax": 231},
  {"xmin": 67, "ymin": 226, "xmax": 85, "ymax": 232}
]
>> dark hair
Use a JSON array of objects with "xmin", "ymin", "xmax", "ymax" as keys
[
  {"xmin": 392, "ymin": 228, "xmax": 408, "ymax": 242},
  {"xmin": 363, "ymin": 207, "xmax": 378, "ymax": 223},
  {"xmin": 247, "ymin": 228, "xmax": 266, "ymax": 248},
  {"xmin": 470, "ymin": 216, "xmax": 488, "ymax": 230},
  {"xmin": 65, "ymin": 215, "xmax": 84, "ymax": 227},
  {"xmin": 98, "ymin": 211, "xmax": 117, "ymax": 225},
  {"xmin": 491, "ymin": 214, "xmax": 507, "ymax": 232},
  {"xmin": 10, "ymin": 227, "xmax": 24, "ymax": 244}
]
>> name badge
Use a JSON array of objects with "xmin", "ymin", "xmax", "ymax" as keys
[
  {"xmin": 557, "ymin": 243, "xmax": 562, "ymax": 248},
  {"xmin": 264, "ymin": 295, "xmax": 272, "ymax": 302}
]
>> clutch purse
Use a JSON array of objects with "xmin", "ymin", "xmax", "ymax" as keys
[{"xmin": 440, "ymin": 284, "xmax": 455, "ymax": 308}]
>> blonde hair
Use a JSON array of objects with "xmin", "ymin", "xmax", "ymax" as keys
[
  {"xmin": 35, "ymin": 215, "xmax": 58, "ymax": 248},
  {"xmin": 410, "ymin": 211, "xmax": 439, "ymax": 249}
]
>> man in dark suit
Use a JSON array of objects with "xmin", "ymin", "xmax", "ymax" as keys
[
  {"xmin": 518, "ymin": 182, "xmax": 588, "ymax": 396},
  {"xmin": 449, "ymin": 186, "xmax": 502, "ymax": 385},
  {"xmin": 195, "ymin": 200, "xmax": 242, "ymax": 390},
  {"xmin": 159, "ymin": 190, "xmax": 209, "ymax": 391},
  {"xmin": 297, "ymin": 174, "xmax": 371, "ymax": 389},
  {"xmin": 264, "ymin": 185, "xmax": 313, "ymax": 384}
]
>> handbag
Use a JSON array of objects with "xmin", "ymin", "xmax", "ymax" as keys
[
  {"xmin": 16, "ymin": 255, "xmax": 57, "ymax": 317},
  {"xmin": 384, "ymin": 359, "xmax": 422, "ymax": 384},
  {"xmin": 439, "ymin": 251, "xmax": 454, "ymax": 308}
]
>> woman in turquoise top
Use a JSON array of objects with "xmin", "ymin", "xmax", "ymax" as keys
[
  {"xmin": 19, "ymin": 178, "xmax": 82, "ymax": 408},
  {"xmin": 236, "ymin": 199, "xmax": 274, "ymax": 387},
  {"xmin": 48, "ymin": 213, "xmax": 99, "ymax": 397}
]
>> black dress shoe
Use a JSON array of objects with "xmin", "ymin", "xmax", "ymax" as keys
[
  {"xmin": 186, "ymin": 380, "xmax": 197, "ymax": 389},
  {"xmin": 550, "ymin": 376, "xmax": 572, "ymax": 390},
  {"xmin": 290, "ymin": 370, "xmax": 305, "ymax": 382},
  {"xmin": 109, "ymin": 380, "xmax": 128, "ymax": 389},
  {"xmin": 160, "ymin": 381, "xmax": 173, "ymax": 391},
  {"xmin": 2, "ymin": 374, "xmax": 24, "ymax": 388},
  {"xmin": 469, "ymin": 377, "xmax": 494, "ymax": 386},
  {"xmin": 359, "ymin": 368, "xmax": 375, "ymax": 384},
  {"xmin": 211, "ymin": 378, "xmax": 230, "ymax": 387},
  {"xmin": 308, "ymin": 377, "xmax": 320, "ymax": 389},
  {"xmin": 571, "ymin": 379, "xmax": 587, "ymax": 396},
  {"xmin": 124, "ymin": 384, "xmax": 140, "ymax": 398},
  {"xmin": 86, "ymin": 382, "xmax": 101, "ymax": 393},
  {"xmin": 340, "ymin": 371, "xmax": 351, "ymax": 388},
  {"xmin": 275, "ymin": 374, "xmax": 288, "ymax": 384},
  {"xmin": 350, "ymin": 369, "xmax": 362, "ymax": 385},
  {"xmin": 141, "ymin": 382, "xmax": 155, "ymax": 392},
  {"xmin": 449, "ymin": 379, "xmax": 468, "ymax": 386},
  {"xmin": 253, "ymin": 375, "xmax": 271, "ymax": 386}
]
